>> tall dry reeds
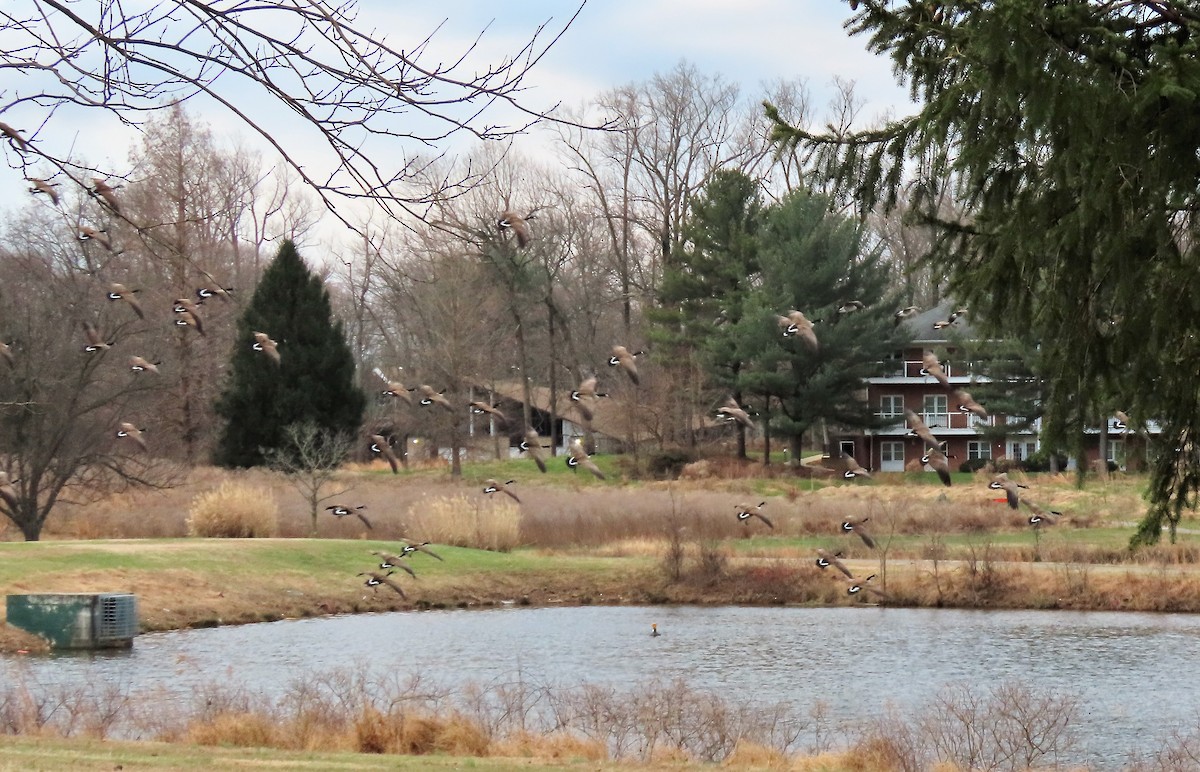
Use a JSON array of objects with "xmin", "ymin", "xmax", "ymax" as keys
[
  {"xmin": 402, "ymin": 494, "xmax": 519, "ymax": 551},
  {"xmin": 186, "ymin": 481, "xmax": 279, "ymax": 538}
]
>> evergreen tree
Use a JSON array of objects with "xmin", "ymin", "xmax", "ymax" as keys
[
  {"xmin": 215, "ymin": 240, "xmax": 365, "ymax": 468},
  {"xmin": 736, "ymin": 188, "xmax": 908, "ymax": 460},
  {"xmin": 767, "ymin": 2, "xmax": 1200, "ymax": 544},
  {"xmin": 652, "ymin": 169, "xmax": 764, "ymax": 455}
]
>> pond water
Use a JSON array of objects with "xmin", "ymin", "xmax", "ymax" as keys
[{"xmin": 5, "ymin": 605, "xmax": 1200, "ymax": 768}]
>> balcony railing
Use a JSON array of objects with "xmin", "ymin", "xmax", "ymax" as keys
[{"xmin": 874, "ymin": 411, "xmax": 994, "ymax": 431}]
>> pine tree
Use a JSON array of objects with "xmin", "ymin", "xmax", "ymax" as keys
[
  {"xmin": 767, "ymin": 2, "xmax": 1200, "ymax": 544},
  {"xmin": 214, "ymin": 240, "xmax": 365, "ymax": 468},
  {"xmin": 652, "ymin": 169, "xmax": 764, "ymax": 455},
  {"xmin": 736, "ymin": 188, "xmax": 908, "ymax": 460}
]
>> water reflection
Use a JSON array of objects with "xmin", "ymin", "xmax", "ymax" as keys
[{"xmin": 6, "ymin": 605, "xmax": 1200, "ymax": 768}]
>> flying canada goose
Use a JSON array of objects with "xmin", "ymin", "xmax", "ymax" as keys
[
  {"xmin": 369, "ymin": 434, "xmax": 399, "ymax": 474},
  {"xmin": 921, "ymin": 350, "xmax": 951, "ymax": 388},
  {"xmin": 904, "ymin": 409, "xmax": 946, "ymax": 453},
  {"xmin": 128, "ymin": 356, "xmax": 161, "ymax": 374},
  {"xmin": 252, "ymin": 332, "xmax": 280, "ymax": 363},
  {"xmin": 415, "ymin": 384, "xmax": 453, "ymax": 411},
  {"xmin": 836, "ymin": 299, "xmax": 866, "ymax": 318},
  {"xmin": 173, "ymin": 297, "xmax": 204, "ymax": 315},
  {"xmin": 841, "ymin": 516, "xmax": 876, "ymax": 548},
  {"xmin": 174, "ymin": 310, "xmax": 205, "ymax": 337},
  {"xmin": 82, "ymin": 321, "xmax": 114, "ymax": 352},
  {"xmin": 0, "ymin": 341, "xmax": 13, "ymax": 368},
  {"xmin": 196, "ymin": 283, "xmax": 233, "ymax": 301},
  {"xmin": 469, "ymin": 401, "xmax": 508, "ymax": 425},
  {"xmin": 28, "ymin": 178, "xmax": 60, "ymax": 205},
  {"xmin": 106, "ymin": 283, "xmax": 144, "ymax": 320},
  {"xmin": 91, "ymin": 178, "xmax": 121, "ymax": 213},
  {"xmin": 608, "ymin": 345, "xmax": 642, "ymax": 385},
  {"xmin": 1114, "ymin": 410, "xmax": 1131, "ymax": 433},
  {"xmin": 894, "ymin": 305, "xmax": 921, "ymax": 325},
  {"xmin": 953, "ymin": 389, "xmax": 988, "ymax": 418},
  {"xmin": 989, "ymin": 473, "xmax": 1029, "ymax": 510},
  {"xmin": 0, "ymin": 122, "xmax": 27, "ymax": 151},
  {"xmin": 357, "ymin": 570, "xmax": 407, "ymax": 598},
  {"xmin": 567, "ymin": 438, "xmax": 605, "ymax": 480},
  {"xmin": 116, "ymin": 422, "xmax": 147, "ymax": 452},
  {"xmin": 382, "ymin": 380, "xmax": 413, "ymax": 404},
  {"xmin": 815, "ymin": 548, "xmax": 853, "ymax": 578},
  {"xmin": 735, "ymin": 501, "xmax": 774, "ymax": 529},
  {"xmin": 716, "ymin": 396, "xmax": 754, "ymax": 429},
  {"xmin": 520, "ymin": 428, "xmax": 548, "ymax": 473},
  {"xmin": 326, "ymin": 504, "xmax": 372, "ymax": 528},
  {"xmin": 846, "ymin": 573, "xmax": 889, "ymax": 600},
  {"xmin": 368, "ymin": 552, "xmax": 418, "ymax": 576},
  {"xmin": 1023, "ymin": 499, "xmax": 1063, "ymax": 526},
  {"xmin": 777, "ymin": 310, "xmax": 819, "ymax": 351},
  {"xmin": 497, "ymin": 209, "xmax": 535, "ymax": 248},
  {"xmin": 0, "ymin": 471, "xmax": 17, "ymax": 513},
  {"xmin": 78, "ymin": 225, "xmax": 112, "ymax": 251},
  {"xmin": 569, "ymin": 375, "xmax": 607, "ymax": 422},
  {"xmin": 921, "ymin": 448, "xmax": 954, "ymax": 487},
  {"xmin": 842, "ymin": 453, "xmax": 872, "ymax": 480},
  {"xmin": 932, "ymin": 308, "xmax": 969, "ymax": 330},
  {"xmin": 395, "ymin": 539, "xmax": 444, "ymax": 561},
  {"xmin": 482, "ymin": 478, "xmax": 521, "ymax": 503}
]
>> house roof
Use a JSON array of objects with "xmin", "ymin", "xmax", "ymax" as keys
[{"xmin": 901, "ymin": 300, "xmax": 979, "ymax": 344}]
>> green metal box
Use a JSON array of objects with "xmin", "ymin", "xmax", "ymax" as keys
[{"xmin": 6, "ymin": 593, "xmax": 138, "ymax": 649}]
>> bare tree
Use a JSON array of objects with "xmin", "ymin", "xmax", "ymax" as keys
[
  {"xmin": 264, "ymin": 421, "xmax": 355, "ymax": 537},
  {"xmin": 0, "ymin": 223, "xmax": 180, "ymax": 540},
  {"xmin": 0, "ymin": 1, "xmax": 587, "ymax": 228}
]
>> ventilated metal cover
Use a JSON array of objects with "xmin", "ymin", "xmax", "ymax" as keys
[{"xmin": 95, "ymin": 594, "xmax": 138, "ymax": 641}]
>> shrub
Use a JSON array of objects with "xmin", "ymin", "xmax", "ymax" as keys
[
  {"xmin": 647, "ymin": 448, "xmax": 696, "ymax": 480},
  {"xmin": 186, "ymin": 481, "xmax": 279, "ymax": 538}
]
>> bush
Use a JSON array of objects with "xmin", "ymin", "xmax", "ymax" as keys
[
  {"xmin": 186, "ymin": 481, "xmax": 279, "ymax": 538},
  {"xmin": 958, "ymin": 457, "xmax": 990, "ymax": 474},
  {"xmin": 647, "ymin": 448, "xmax": 696, "ymax": 480}
]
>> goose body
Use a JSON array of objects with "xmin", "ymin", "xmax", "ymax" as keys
[
  {"xmin": 116, "ymin": 422, "xmax": 147, "ymax": 452},
  {"xmin": 815, "ymin": 548, "xmax": 853, "ymax": 578},
  {"xmin": 369, "ymin": 433, "xmax": 399, "ymax": 474},
  {"xmin": 469, "ymin": 401, "xmax": 508, "ymax": 425},
  {"xmin": 369, "ymin": 552, "xmax": 417, "ymax": 576},
  {"xmin": 28, "ymin": 178, "xmax": 59, "ymax": 205},
  {"xmin": 735, "ymin": 501, "xmax": 773, "ymax": 529},
  {"xmin": 842, "ymin": 453, "xmax": 872, "ymax": 479},
  {"xmin": 82, "ymin": 322, "xmax": 114, "ymax": 352},
  {"xmin": 520, "ymin": 428, "xmax": 548, "ymax": 473},
  {"xmin": 777, "ymin": 310, "xmax": 818, "ymax": 351},
  {"xmin": 841, "ymin": 516, "xmax": 876, "ymax": 548},
  {"xmin": 921, "ymin": 448, "xmax": 953, "ymax": 487},
  {"xmin": 953, "ymin": 389, "xmax": 988, "ymax": 418},
  {"xmin": 608, "ymin": 345, "xmax": 642, "ymax": 385},
  {"xmin": 252, "ymin": 332, "xmax": 280, "ymax": 364},
  {"xmin": 358, "ymin": 570, "xmax": 407, "ymax": 597},
  {"xmin": 79, "ymin": 225, "xmax": 112, "ymax": 250},
  {"xmin": 326, "ymin": 504, "xmax": 371, "ymax": 528},
  {"xmin": 174, "ymin": 310, "xmax": 205, "ymax": 336},
  {"xmin": 567, "ymin": 438, "xmax": 605, "ymax": 479},
  {"xmin": 382, "ymin": 381, "xmax": 413, "ymax": 403},
  {"xmin": 482, "ymin": 478, "xmax": 521, "ymax": 503},
  {"xmin": 989, "ymin": 473, "xmax": 1029, "ymax": 510},
  {"xmin": 396, "ymin": 540, "xmax": 444, "ymax": 561},
  {"xmin": 921, "ymin": 350, "xmax": 951, "ymax": 388},
  {"xmin": 905, "ymin": 409, "xmax": 946, "ymax": 453},
  {"xmin": 196, "ymin": 284, "xmax": 233, "ymax": 302},
  {"xmin": 0, "ymin": 122, "xmax": 27, "ymax": 151},
  {"xmin": 106, "ymin": 284, "xmax": 144, "ymax": 319},
  {"xmin": 497, "ymin": 210, "xmax": 534, "ymax": 248},
  {"xmin": 716, "ymin": 396, "xmax": 754, "ymax": 429},
  {"xmin": 894, "ymin": 305, "xmax": 921, "ymax": 325},
  {"xmin": 91, "ymin": 178, "xmax": 121, "ymax": 213},
  {"xmin": 128, "ymin": 356, "xmax": 161, "ymax": 374},
  {"xmin": 417, "ymin": 385, "xmax": 453, "ymax": 411}
]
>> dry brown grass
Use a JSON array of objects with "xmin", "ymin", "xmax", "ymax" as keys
[
  {"xmin": 186, "ymin": 480, "xmax": 279, "ymax": 538},
  {"xmin": 402, "ymin": 493, "xmax": 520, "ymax": 551}
]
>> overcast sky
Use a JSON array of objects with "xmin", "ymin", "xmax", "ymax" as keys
[{"xmin": 0, "ymin": 1, "xmax": 915, "ymax": 233}]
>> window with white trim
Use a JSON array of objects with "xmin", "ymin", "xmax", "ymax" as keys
[
  {"xmin": 879, "ymin": 394, "xmax": 904, "ymax": 419},
  {"xmin": 1008, "ymin": 441, "xmax": 1037, "ymax": 461},
  {"xmin": 880, "ymin": 441, "xmax": 904, "ymax": 463},
  {"xmin": 923, "ymin": 394, "xmax": 948, "ymax": 428},
  {"xmin": 967, "ymin": 441, "xmax": 992, "ymax": 460}
]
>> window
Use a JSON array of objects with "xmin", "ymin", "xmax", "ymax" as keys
[
  {"xmin": 1008, "ymin": 441, "xmax": 1038, "ymax": 461},
  {"xmin": 880, "ymin": 441, "xmax": 904, "ymax": 463},
  {"xmin": 839, "ymin": 440, "xmax": 856, "ymax": 457},
  {"xmin": 1107, "ymin": 440, "xmax": 1125, "ymax": 469},
  {"xmin": 923, "ymin": 394, "xmax": 948, "ymax": 428},
  {"xmin": 967, "ymin": 441, "xmax": 992, "ymax": 460},
  {"xmin": 879, "ymin": 395, "xmax": 904, "ymax": 419}
]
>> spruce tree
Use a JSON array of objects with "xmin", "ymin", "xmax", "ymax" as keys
[
  {"xmin": 736, "ymin": 188, "xmax": 908, "ymax": 461},
  {"xmin": 652, "ymin": 169, "xmax": 764, "ymax": 455},
  {"xmin": 214, "ymin": 240, "xmax": 365, "ymax": 468},
  {"xmin": 767, "ymin": 2, "xmax": 1200, "ymax": 544}
]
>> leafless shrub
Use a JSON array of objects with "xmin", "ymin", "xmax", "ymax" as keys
[{"xmin": 186, "ymin": 481, "xmax": 279, "ymax": 538}]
